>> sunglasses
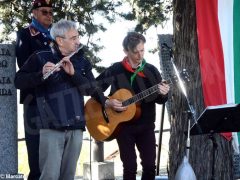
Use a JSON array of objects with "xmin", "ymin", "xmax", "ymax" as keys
[{"xmin": 38, "ymin": 9, "xmax": 53, "ymax": 16}]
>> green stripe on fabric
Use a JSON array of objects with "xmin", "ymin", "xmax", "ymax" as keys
[
  {"xmin": 238, "ymin": 132, "xmax": 240, "ymax": 144},
  {"xmin": 233, "ymin": 0, "xmax": 240, "ymax": 150},
  {"xmin": 234, "ymin": 0, "xmax": 240, "ymax": 103}
]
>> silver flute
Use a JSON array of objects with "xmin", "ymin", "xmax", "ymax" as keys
[{"xmin": 42, "ymin": 45, "xmax": 84, "ymax": 80}]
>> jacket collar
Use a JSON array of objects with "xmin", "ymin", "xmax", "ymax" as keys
[{"xmin": 49, "ymin": 41, "xmax": 64, "ymax": 61}]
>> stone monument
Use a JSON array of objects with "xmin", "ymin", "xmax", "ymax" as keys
[
  {"xmin": 83, "ymin": 140, "xmax": 115, "ymax": 180},
  {"xmin": 0, "ymin": 44, "xmax": 23, "ymax": 179}
]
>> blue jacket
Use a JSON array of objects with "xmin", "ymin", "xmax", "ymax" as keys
[
  {"xmin": 14, "ymin": 45, "xmax": 106, "ymax": 130},
  {"xmin": 16, "ymin": 24, "xmax": 52, "ymax": 105}
]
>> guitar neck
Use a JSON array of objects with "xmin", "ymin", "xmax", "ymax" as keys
[{"xmin": 122, "ymin": 84, "xmax": 159, "ymax": 106}]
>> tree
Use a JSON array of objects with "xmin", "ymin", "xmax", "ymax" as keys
[
  {"xmin": 0, "ymin": 0, "xmax": 170, "ymax": 72},
  {"xmin": 0, "ymin": 0, "xmax": 122, "ymax": 72},
  {"xmin": 168, "ymin": 0, "xmax": 233, "ymax": 179}
]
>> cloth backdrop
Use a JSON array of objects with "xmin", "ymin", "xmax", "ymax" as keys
[{"xmin": 195, "ymin": 0, "xmax": 240, "ymax": 142}]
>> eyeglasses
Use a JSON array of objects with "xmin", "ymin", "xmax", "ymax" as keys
[
  {"xmin": 38, "ymin": 9, "xmax": 53, "ymax": 16},
  {"xmin": 59, "ymin": 35, "xmax": 80, "ymax": 41}
]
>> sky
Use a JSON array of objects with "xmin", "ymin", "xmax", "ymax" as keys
[
  {"xmin": 81, "ymin": 10, "xmax": 173, "ymax": 75},
  {"xmin": 95, "ymin": 21, "xmax": 172, "ymax": 73},
  {"xmin": 0, "ymin": 5, "xmax": 173, "ymax": 72}
]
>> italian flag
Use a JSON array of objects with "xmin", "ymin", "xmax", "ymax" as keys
[{"xmin": 195, "ymin": 0, "xmax": 240, "ymax": 141}]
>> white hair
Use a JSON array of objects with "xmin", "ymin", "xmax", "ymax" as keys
[{"xmin": 50, "ymin": 19, "xmax": 77, "ymax": 40}]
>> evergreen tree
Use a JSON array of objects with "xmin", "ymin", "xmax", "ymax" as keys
[{"xmin": 0, "ymin": 0, "xmax": 171, "ymax": 72}]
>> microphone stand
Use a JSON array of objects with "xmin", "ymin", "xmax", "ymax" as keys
[
  {"xmin": 170, "ymin": 55, "xmax": 196, "ymax": 160},
  {"xmin": 162, "ymin": 43, "xmax": 197, "ymax": 180}
]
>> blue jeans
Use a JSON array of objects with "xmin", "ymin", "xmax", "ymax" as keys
[
  {"xmin": 116, "ymin": 123, "xmax": 156, "ymax": 180},
  {"xmin": 39, "ymin": 129, "xmax": 83, "ymax": 180}
]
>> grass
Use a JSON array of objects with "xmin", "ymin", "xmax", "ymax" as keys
[{"xmin": 18, "ymin": 141, "xmax": 29, "ymax": 175}]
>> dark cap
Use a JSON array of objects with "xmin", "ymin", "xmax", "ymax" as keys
[{"xmin": 32, "ymin": 0, "xmax": 52, "ymax": 10}]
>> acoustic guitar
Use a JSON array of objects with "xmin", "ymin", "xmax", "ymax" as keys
[{"xmin": 84, "ymin": 83, "xmax": 167, "ymax": 141}]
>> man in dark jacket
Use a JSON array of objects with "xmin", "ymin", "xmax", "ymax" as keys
[
  {"xmin": 15, "ymin": 19, "xmax": 106, "ymax": 180},
  {"xmin": 96, "ymin": 32, "xmax": 170, "ymax": 180},
  {"xmin": 15, "ymin": 0, "xmax": 53, "ymax": 179}
]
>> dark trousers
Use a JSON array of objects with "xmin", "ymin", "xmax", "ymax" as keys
[
  {"xmin": 24, "ymin": 104, "xmax": 41, "ymax": 180},
  {"xmin": 116, "ymin": 123, "xmax": 156, "ymax": 180}
]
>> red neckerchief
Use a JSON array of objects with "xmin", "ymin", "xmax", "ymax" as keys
[{"xmin": 121, "ymin": 57, "xmax": 146, "ymax": 78}]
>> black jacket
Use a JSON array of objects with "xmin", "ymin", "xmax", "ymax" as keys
[
  {"xmin": 16, "ymin": 25, "xmax": 52, "ymax": 105},
  {"xmin": 96, "ymin": 61, "xmax": 168, "ymax": 125},
  {"xmin": 14, "ymin": 45, "xmax": 105, "ymax": 130}
]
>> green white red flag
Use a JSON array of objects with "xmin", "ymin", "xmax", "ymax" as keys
[{"xmin": 196, "ymin": 0, "xmax": 240, "ymax": 141}]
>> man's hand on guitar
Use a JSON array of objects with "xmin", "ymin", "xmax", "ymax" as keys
[
  {"xmin": 158, "ymin": 81, "xmax": 170, "ymax": 95},
  {"xmin": 105, "ymin": 99, "xmax": 127, "ymax": 112}
]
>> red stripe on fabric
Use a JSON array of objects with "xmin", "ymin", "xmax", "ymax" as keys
[
  {"xmin": 196, "ymin": 0, "xmax": 227, "ymax": 106},
  {"xmin": 196, "ymin": 0, "xmax": 231, "ymax": 141}
]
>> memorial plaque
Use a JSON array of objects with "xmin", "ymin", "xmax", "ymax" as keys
[{"xmin": 0, "ymin": 44, "xmax": 22, "ymax": 179}]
